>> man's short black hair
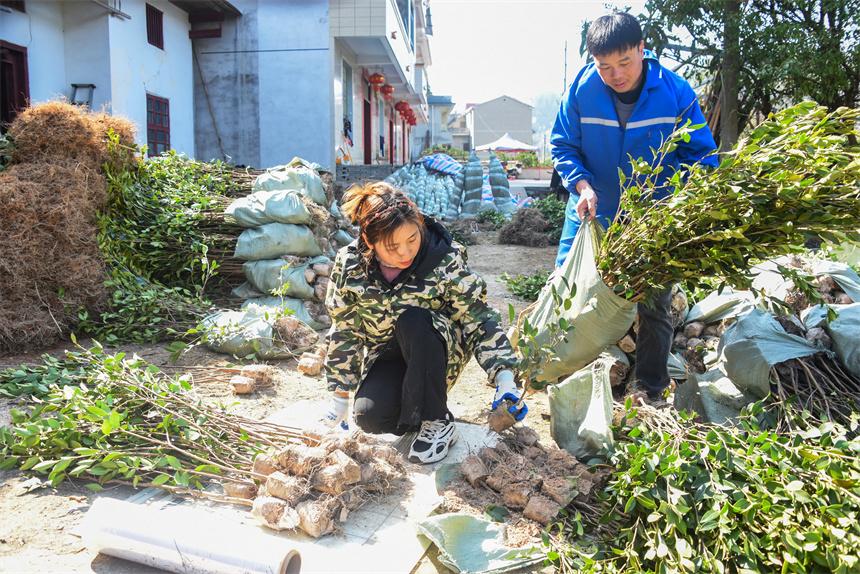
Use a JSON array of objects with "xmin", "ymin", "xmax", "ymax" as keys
[{"xmin": 586, "ymin": 12, "xmax": 643, "ymax": 57}]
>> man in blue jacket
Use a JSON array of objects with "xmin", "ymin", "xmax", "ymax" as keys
[{"xmin": 551, "ymin": 12, "xmax": 718, "ymax": 401}]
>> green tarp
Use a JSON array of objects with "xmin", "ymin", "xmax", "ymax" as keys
[
  {"xmin": 803, "ymin": 303, "xmax": 860, "ymax": 380},
  {"xmin": 416, "ymin": 513, "xmax": 543, "ymax": 574},
  {"xmin": 721, "ymin": 309, "xmax": 819, "ymax": 399}
]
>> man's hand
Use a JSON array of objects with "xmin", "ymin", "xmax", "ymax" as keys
[
  {"xmin": 491, "ymin": 370, "xmax": 527, "ymax": 422},
  {"xmin": 575, "ymin": 180, "xmax": 597, "ymax": 220}
]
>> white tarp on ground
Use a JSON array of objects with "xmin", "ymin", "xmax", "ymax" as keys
[{"xmin": 475, "ymin": 133, "xmax": 537, "ymax": 152}]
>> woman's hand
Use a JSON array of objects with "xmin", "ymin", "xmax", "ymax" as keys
[
  {"xmin": 491, "ymin": 370, "xmax": 528, "ymax": 422},
  {"xmin": 322, "ymin": 390, "xmax": 350, "ymax": 429}
]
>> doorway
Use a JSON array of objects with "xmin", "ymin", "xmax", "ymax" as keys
[
  {"xmin": 363, "ymin": 98, "xmax": 372, "ymax": 165},
  {"xmin": 389, "ymin": 119, "xmax": 394, "ymax": 164},
  {"xmin": 1, "ymin": 41, "xmax": 29, "ymax": 133}
]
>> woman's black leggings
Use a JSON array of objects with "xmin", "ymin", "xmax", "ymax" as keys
[{"xmin": 352, "ymin": 307, "xmax": 449, "ymax": 434}]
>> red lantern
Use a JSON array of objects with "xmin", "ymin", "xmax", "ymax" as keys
[
  {"xmin": 395, "ymin": 100, "xmax": 409, "ymax": 112},
  {"xmin": 368, "ymin": 72, "xmax": 385, "ymax": 90},
  {"xmin": 380, "ymin": 84, "xmax": 395, "ymax": 97}
]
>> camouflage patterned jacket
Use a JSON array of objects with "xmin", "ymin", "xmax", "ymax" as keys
[{"xmin": 323, "ymin": 219, "xmax": 518, "ymax": 393}]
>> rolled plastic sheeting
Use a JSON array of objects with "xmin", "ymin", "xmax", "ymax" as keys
[
  {"xmin": 460, "ymin": 152, "xmax": 484, "ymax": 217},
  {"xmin": 80, "ymin": 498, "xmax": 301, "ymax": 574}
]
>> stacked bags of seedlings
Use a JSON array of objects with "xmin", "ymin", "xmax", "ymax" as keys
[
  {"xmin": 460, "ymin": 151, "xmax": 484, "ymax": 217},
  {"xmin": 448, "ymin": 170, "xmax": 466, "ymax": 219},
  {"xmin": 252, "ymin": 157, "xmax": 328, "ymax": 205},
  {"xmin": 203, "ymin": 162, "xmax": 354, "ymax": 357},
  {"xmin": 487, "ymin": 152, "xmax": 516, "ymax": 216},
  {"xmin": 384, "ymin": 162, "xmax": 461, "ymax": 219},
  {"xmin": 0, "ymin": 101, "xmax": 136, "ymax": 352}
]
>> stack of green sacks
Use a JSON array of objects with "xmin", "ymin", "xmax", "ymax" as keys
[
  {"xmin": 488, "ymin": 152, "xmax": 515, "ymax": 216},
  {"xmin": 460, "ymin": 152, "xmax": 484, "ymax": 217}
]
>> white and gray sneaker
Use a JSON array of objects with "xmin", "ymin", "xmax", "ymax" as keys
[{"xmin": 408, "ymin": 418, "xmax": 458, "ymax": 464}]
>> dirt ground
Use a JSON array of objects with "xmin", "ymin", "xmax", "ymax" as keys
[{"xmin": 0, "ymin": 231, "xmax": 559, "ymax": 573}]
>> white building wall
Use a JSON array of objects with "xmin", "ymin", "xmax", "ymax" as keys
[
  {"xmin": 108, "ymin": 0, "xmax": 194, "ymax": 156},
  {"xmin": 63, "ymin": 3, "xmax": 112, "ymax": 112},
  {"xmin": 383, "ymin": 0, "xmax": 414, "ymax": 91},
  {"xmin": 0, "ymin": 2, "xmax": 68, "ymax": 103},
  {"xmin": 330, "ymin": 0, "xmax": 386, "ymax": 38},
  {"xmin": 257, "ymin": 0, "xmax": 333, "ymax": 168}
]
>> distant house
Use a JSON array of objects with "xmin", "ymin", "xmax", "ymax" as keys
[
  {"xmin": 412, "ymin": 93, "xmax": 454, "ymax": 152},
  {"xmin": 447, "ymin": 111, "xmax": 470, "ymax": 152},
  {"xmin": 0, "ymin": 0, "xmax": 222, "ymax": 157},
  {"xmin": 465, "ymin": 95, "xmax": 533, "ymax": 149}
]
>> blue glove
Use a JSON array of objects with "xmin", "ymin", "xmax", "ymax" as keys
[{"xmin": 491, "ymin": 370, "xmax": 528, "ymax": 422}]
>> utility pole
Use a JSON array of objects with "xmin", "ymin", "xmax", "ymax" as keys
[{"xmin": 563, "ymin": 40, "xmax": 568, "ymax": 94}]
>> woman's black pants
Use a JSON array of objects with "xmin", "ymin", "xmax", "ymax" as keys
[{"xmin": 352, "ymin": 307, "xmax": 449, "ymax": 434}]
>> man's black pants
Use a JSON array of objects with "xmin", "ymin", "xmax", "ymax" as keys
[
  {"xmin": 353, "ymin": 307, "xmax": 449, "ymax": 434},
  {"xmin": 635, "ymin": 289, "xmax": 674, "ymax": 398}
]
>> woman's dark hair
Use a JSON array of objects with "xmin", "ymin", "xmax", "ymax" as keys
[
  {"xmin": 341, "ymin": 181, "xmax": 425, "ymax": 258},
  {"xmin": 586, "ymin": 12, "xmax": 643, "ymax": 57}
]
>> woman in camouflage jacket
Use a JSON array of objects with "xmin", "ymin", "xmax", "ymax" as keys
[{"xmin": 321, "ymin": 182, "xmax": 526, "ymax": 464}]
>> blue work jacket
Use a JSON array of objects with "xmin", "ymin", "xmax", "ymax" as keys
[{"xmin": 550, "ymin": 51, "xmax": 718, "ymax": 267}]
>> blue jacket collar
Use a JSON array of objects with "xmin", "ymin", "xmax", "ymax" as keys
[{"xmin": 642, "ymin": 49, "xmax": 662, "ymax": 91}]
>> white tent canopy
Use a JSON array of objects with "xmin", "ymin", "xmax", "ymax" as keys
[{"xmin": 475, "ymin": 133, "xmax": 537, "ymax": 152}]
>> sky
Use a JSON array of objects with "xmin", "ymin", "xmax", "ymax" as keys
[{"xmin": 427, "ymin": 0, "xmax": 648, "ymax": 114}]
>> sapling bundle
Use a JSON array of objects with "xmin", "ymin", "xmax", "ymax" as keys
[
  {"xmin": 548, "ymin": 404, "xmax": 860, "ymax": 574},
  {"xmin": 439, "ymin": 426, "xmax": 609, "ymax": 547},
  {"xmin": 100, "ymin": 151, "xmax": 250, "ymax": 289},
  {"xmin": 0, "ymin": 345, "xmax": 311, "ymax": 498},
  {"xmin": 771, "ymin": 353, "xmax": 860, "ymax": 430},
  {"xmin": 598, "ymin": 103, "xmax": 860, "ymax": 304},
  {"xmin": 0, "ymin": 345, "xmax": 406, "ymax": 538},
  {"xmin": 249, "ymin": 431, "xmax": 405, "ymax": 537}
]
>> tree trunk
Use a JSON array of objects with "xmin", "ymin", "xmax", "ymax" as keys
[{"xmin": 720, "ymin": 0, "xmax": 741, "ymax": 151}]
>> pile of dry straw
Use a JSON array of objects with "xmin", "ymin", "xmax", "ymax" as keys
[{"xmin": 0, "ymin": 101, "xmax": 136, "ymax": 352}]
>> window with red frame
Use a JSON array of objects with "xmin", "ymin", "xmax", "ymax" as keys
[
  {"xmin": 146, "ymin": 4, "xmax": 164, "ymax": 49},
  {"xmin": 146, "ymin": 94, "xmax": 170, "ymax": 156}
]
